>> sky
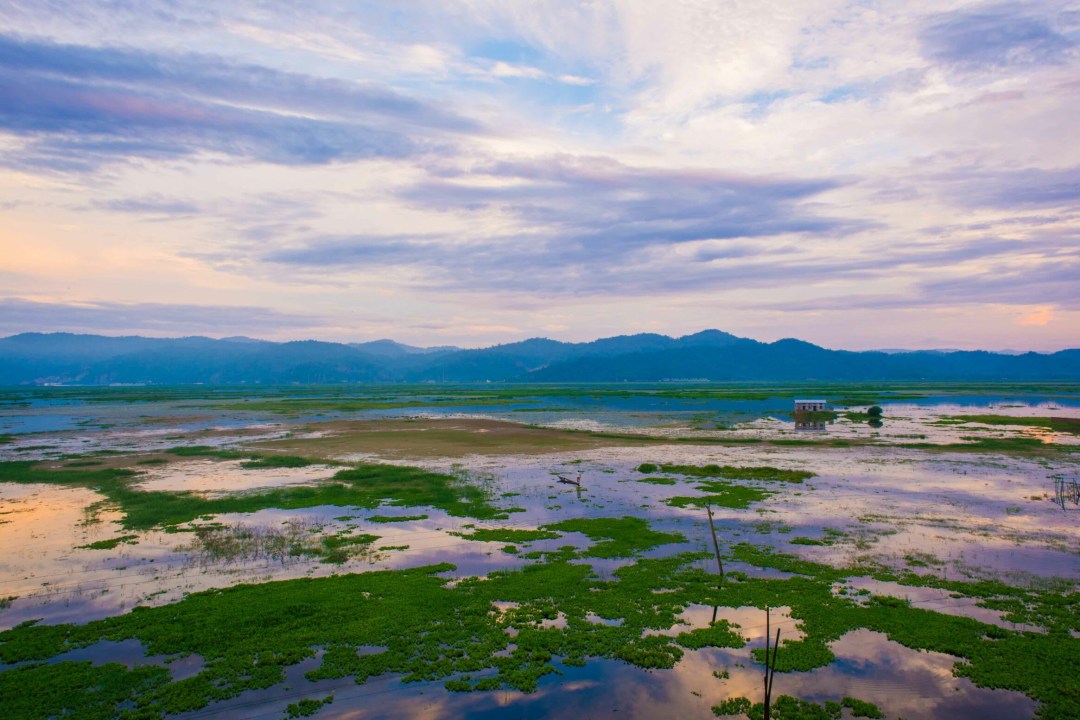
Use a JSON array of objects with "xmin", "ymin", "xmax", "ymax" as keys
[{"xmin": 1, "ymin": 1, "xmax": 1078, "ymax": 351}]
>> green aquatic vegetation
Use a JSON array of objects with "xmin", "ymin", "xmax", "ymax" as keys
[
  {"xmin": 789, "ymin": 537, "xmax": 826, "ymax": 546},
  {"xmin": 166, "ymin": 446, "xmax": 247, "ymax": 459},
  {"xmin": 368, "ymin": 514, "xmax": 428, "ymax": 523},
  {"xmin": 726, "ymin": 543, "xmax": 1080, "ymax": 718},
  {"xmin": 842, "ymin": 696, "xmax": 884, "ymax": 718},
  {"xmin": 675, "ymin": 619, "xmax": 744, "ymax": 649},
  {"xmin": 286, "ymin": 695, "xmax": 333, "ymax": 718},
  {"xmin": 714, "ymin": 695, "xmax": 883, "ymax": 720},
  {"xmin": 0, "ymin": 660, "xmax": 170, "ymax": 720},
  {"xmin": 752, "ymin": 521, "xmax": 793, "ymax": 534},
  {"xmin": 239, "ymin": 455, "xmax": 320, "ymax": 469},
  {"xmin": 666, "ymin": 481, "xmax": 773, "ymax": 510},
  {"xmin": 641, "ymin": 463, "xmax": 814, "ymax": 483},
  {"xmin": 77, "ymin": 534, "xmax": 139, "ymax": 550},
  {"xmin": 843, "ymin": 411, "xmax": 874, "ymax": 423},
  {"xmin": 452, "ymin": 528, "xmax": 562, "ymax": 544},
  {"xmin": 63, "ymin": 460, "xmax": 104, "ymax": 467},
  {"xmin": 636, "ymin": 476, "xmax": 678, "ymax": 485},
  {"xmin": 1, "ymin": 532, "xmax": 1080, "ymax": 718},
  {"xmin": 937, "ymin": 415, "xmax": 1080, "ymax": 434},
  {"xmin": 0, "ymin": 596, "xmax": 14, "ymax": 609},
  {"xmin": 213, "ymin": 396, "xmax": 519, "ymax": 414},
  {"xmin": 0, "ymin": 460, "xmax": 510, "ymax": 530},
  {"xmin": 318, "ymin": 533, "xmax": 379, "ymax": 564},
  {"xmin": 900, "ymin": 436, "xmax": 1058, "ymax": 453},
  {"xmin": 542, "ymin": 517, "xmax": 685, "ymax": 558},
  {"xmin": 0, "ymin": 553, "xmax": 716, "ymax": 715}
]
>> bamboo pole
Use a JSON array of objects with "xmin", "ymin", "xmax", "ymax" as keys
[{"xmin": 706, "ymin": 504, "xmax": 724, "ymax": 580}]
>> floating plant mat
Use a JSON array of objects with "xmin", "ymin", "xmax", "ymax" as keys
[
  {"xmin": 1, "ymin": 385, "xmax": 1080, "ymax": 719},
  {"xmin": 1, "ymin": 541, "xmax": 1077, "ymax": 719},
  {"xmin": 0, "ymin": 459, "xmax": 517, "ymax": 530}
]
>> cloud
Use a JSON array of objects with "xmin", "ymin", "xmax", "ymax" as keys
[
  {"xmin": 93, "ymin": 195, "xmax": 201, "ymax": 216},
  {"xmin": 920, "ymin": 5, "xmax": 1076, "ymax": 71},
  {"xmin": 0, "ymin": 33, "xmax": 481, "ymax": 171},
  {"xmin": 919, "ymin": 258, "xmax": 1080, "ymax": 309},
  {"xmin": 938, "ymin": 166, "xmax": 1080, "ymax": 209},
  {"xmin": 0, "ymin": 298, "xmax": 321, "ymax": 336},
  {"xmin": 262, "ymin": 155, "xmax": 860, "ymax": 294}
]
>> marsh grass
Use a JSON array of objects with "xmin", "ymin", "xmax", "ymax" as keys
[
  {"xmin": 368, "ymin": 514, "xmax": 428, "ymax": 523},
  {"xmin": 0, "ymin": 460, "xmax": 509, "ymax": 530},
  {"xmin": 239, "ymin": 455, "xmax": 321, "ymax": 469},
  {"xmin": 542, "ymin": 516, "xmax": 685, "ymax": 558},
  {"xmin": 183, "ymin": 519, "xmax": 378, "ymax": 565},
  {"xmin": 452, "ymin": 528, "xmax": 562, "ymax": 544},
  {"xmin": 935, "ymin": 415, "xmax": 1080, "ymax": 435},
  {"xmin": 0, "ymin": 538, "xmax": 1078, "ymax": 719},
  {"xmin": 666, "ymin": 481, "xmax": 774, "ymax": 510},
  {"xmin": 639, "ymin": 463, "xmax": 814, "ymax": 483},
  {"xmin": 77, "ymin": 535, "xmax": 139, "ymax": 551}
]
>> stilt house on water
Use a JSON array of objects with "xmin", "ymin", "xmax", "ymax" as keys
[{"xmin": 793, "ymin": 399, "xmax": 827, "ymax": 412}]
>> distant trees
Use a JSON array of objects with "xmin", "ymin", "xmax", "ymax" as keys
[{"xmin": 867, "ymin": 406, "xmax": 883, "ymax": 418}]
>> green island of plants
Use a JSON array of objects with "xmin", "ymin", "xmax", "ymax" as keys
[
  {"xmin": 1, "ymin": 537, "xmax": 1077, "ymax": 719},
  {"xmin": 541, "ymin": 516, "xmax": 686, "ymax": 558},
  {"xmin": 638, "ymin": 463, "xmax": 815, "ymax": 483},
  {"xmin": 0, "ymin": 460, "xmax": 511, "ymax": 530},
  {"xmin": 714, "ymin": 694, "xmax": 883, "ymax": 719},
  {"xmin": 452, "ymin": 528, "xmax": 562, "ymax": 544},
  {"xmin": 368, "ymin": 514, "xmax": 429, "ymax": 523},
  {"xmin": 77, "ymin": 534, "xmax": 140, "ymax": 550}
]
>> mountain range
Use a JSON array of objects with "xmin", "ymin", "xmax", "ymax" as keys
[{"xmin": 1, "ymin": 331, "xmax": 1077, "ymax": 385}]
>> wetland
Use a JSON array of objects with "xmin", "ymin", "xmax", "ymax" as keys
[{"xmin": 0, "ymin": 383, "xmax": 1078, "ymax": 719}]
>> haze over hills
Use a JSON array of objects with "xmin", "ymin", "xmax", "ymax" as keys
[{"xmin": 0, "ymin": 331, "xmax": 1077, "ymax": 386}]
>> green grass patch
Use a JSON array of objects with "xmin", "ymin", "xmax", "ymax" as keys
[
  {"xmin": 0, "ymin": 460, "xmax": 509, "ymax": 530},
  {"xmin": 714, "ymin": 695, "xmax": 883, "ymax": 719},
  {"xmin": 287, "ymin": 695, "xmax": 334, "ymax": 718},
  {"xmin": 239, "ymin": 455, "xmax": 319, "ymax": 469},
  {"xmin": 900, "ymin": 436, "xmax": 1057, "ymax": 453},
  {"xmin": 453, "ymin": 528, "xmax": 562, "ymax": 544},
  {"xmin": 166, "ymin": 446, "xmax": 247, "ymax": 459},
  {"xmin": 368, "ymin": 514, "xmax": 428, "ymax": 523},
  {"xmin": 789, "ymin": 537, "xmax": 826, "ymax": 546},
  {"xmin": 77, "ymin": 535, "xmax": 139, "ymax": 550},
  {"xmin": 542, "ymin": 517, "xmax": 685, "ymax": 558},
  {"xmin": 636, "ymin": 476, "xmax": 678, "ymax": 486},
  {"xmin": 318, "ymin": 533, "xmax": 379, "ymax": 564},
  {"xmin": 937, "ymin": 415, "xmax": 1080, "ymax": 435},
  {"xmin": 643, "ymin": 463, "xmax": 814, "ymax": 483},
  {"xmin": 0, "ymin": 539, "xmax": 1078, "ymax": 719},
  {"xmin": 666, "ymin": 480, "xmax": 773, "ymax": 510}
]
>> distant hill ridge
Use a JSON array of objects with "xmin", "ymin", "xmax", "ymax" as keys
[{"xmin": 0, "ymin": 331, "xmax": 1077, "ymax": 385}]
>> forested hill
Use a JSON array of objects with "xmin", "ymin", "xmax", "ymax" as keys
[{"xmin": 1, "ymin": 331, "xmax": 1077, "ymax": 385}]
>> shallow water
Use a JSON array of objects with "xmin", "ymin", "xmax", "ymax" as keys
[{"xmin": 0, "ymin": 388, "xmax": 1078, "ymax": 718}]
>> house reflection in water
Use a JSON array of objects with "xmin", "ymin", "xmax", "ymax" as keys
[{"xmin": 795, "ymin": 420, "xmax": 828, "ymax": 432}]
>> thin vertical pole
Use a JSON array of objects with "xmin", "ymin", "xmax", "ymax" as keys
[
  {"xmin": 763, "ymin": 606, "xmax": 771, "ymax": 720},
  {"xmin": 706, "ymin": 504, "xmax": 724, "ymax": 580},
  {"xmin": 762, "ymin": 606, "xmax": 780, "ymax": 720}
]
